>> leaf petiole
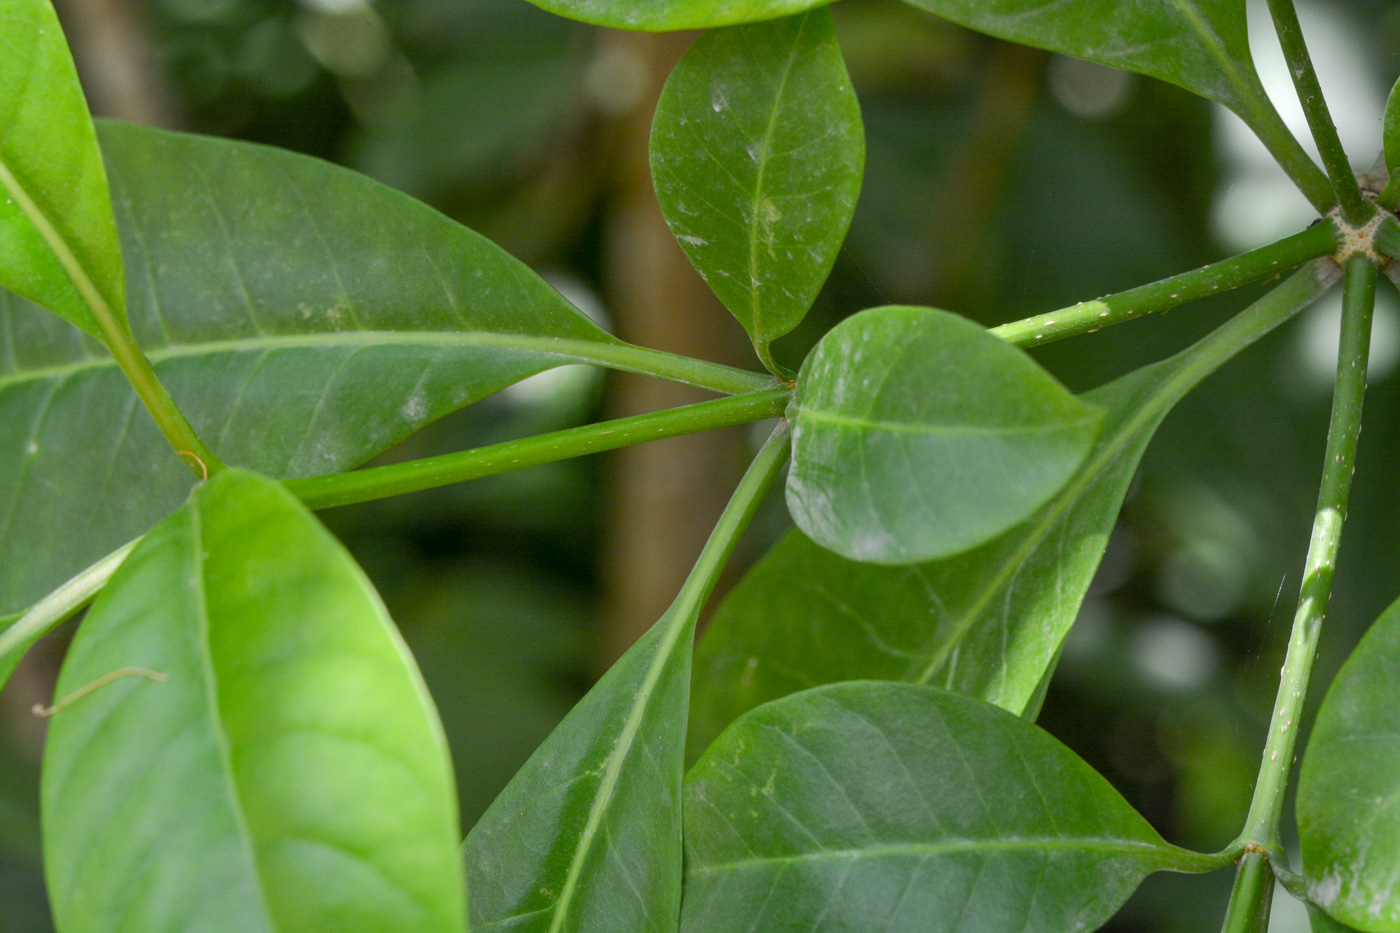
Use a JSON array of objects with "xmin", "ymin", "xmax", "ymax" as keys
[
  {"xmin": 989, "ymin": 221, "xmax": 1341, "ymax": 349},
  {"xmin": 287, "ymin": 387, "xmax": 790, "ymax": 510}
]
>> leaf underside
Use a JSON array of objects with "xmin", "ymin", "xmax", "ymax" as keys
[{"xmin": 41, "ymin": 469, "xmax": 465, "ymax": 933}]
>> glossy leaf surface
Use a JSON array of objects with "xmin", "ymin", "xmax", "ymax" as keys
[
  {"xmin": 41, "ymin": 469, "xmax": 465, "ymax": 932},
  {"xmin": 683, "ymin": 682, "xmax": 1211, "ymax": 933},
  {"xmin": 1297, "ymin": 597, "xmax": 1400, "ymax": 932},
  {"xmin": 787, "ymin": 305, "xmax": 1103, "ymax": 565},
  {"xmin": 525, "ymin": 0, "xmax": 829, "ymax": 31},
  {"xmin": 0, "ymin": 0, "xmax": 125, "ymax": 337},
  {"xmin": 693, "ymin": 264, "xmax": 1339, "ymax": 752},
  {"xmin": 0, "ymin": 120, "xmax": 617, "ymax": 615},
  {"xmin": 651, "ymin": 10, "xmax": 863, "ymax": 370},
  {"xmin": 898, "ymin": 0, "xmax": 1267, "ymax": 122}
]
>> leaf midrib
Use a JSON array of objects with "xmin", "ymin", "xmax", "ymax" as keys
[
  {"xmin": 796, "ymin": 406, "xmax": 1099, "ymax": 439},
  {"xmin": 688, "ymin": 834, "xmax": 1169, "ymax": 876},
  {"xmin": 0, "ymin": 330, "xmax": 624, "ymax": 392}
]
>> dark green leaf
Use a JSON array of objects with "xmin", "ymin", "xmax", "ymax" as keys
[
  {"xmin": 651, "ymin": 10, "xmax": 863, "ymax": 371},
  {"xmin": 1380, "ymin": 78, "xmax": 1400, "ymax": 208},
  {"xmin": 0, "ymin": 120, "xmax": 619, "ymax": 614},
  {"xmin": 0, "ymin": 0, "xmax": 125, "ymax": 337},
  {"xmin": 41, "ymin": 469, "xmax": 465, "ymax": 932},
  {"xmin": 787, "ymin": 305, "xmax": 1103, "ymax": 565},
  {"xmin": 693, "ymin": 264, "xmax": 1339, "ymax": 753},
  {"xmin": 898, "ymin": 0, "xmax": 1268, "ymax": 125},
  {"xmin": 462, "ymin": 579, "xmax": 695, "ymax": 932},
  {"xmin": 525, "ymin": 0, "xmax": 829, "ymax": 31},
  {"xmin": 683, "ymin": 682, "xmax": 1216, "ymax": 933},
  {"xmin": 1297, "ymin": 596, "xmax": 1400, "ymax": 932}
]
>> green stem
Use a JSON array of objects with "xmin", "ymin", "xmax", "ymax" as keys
[
  {"xmin": 1244, "ymin": 102, "xmax": 1336, "ymax": 215},
  {"xmin": 1225, "ymin": 254, "xmax": 1376, "ymax": 930},
  {"xmin": 989, "ymin": 222, "xmax": 1341, "ymax": 349},
  {"xmin": 1373, "ymin": 215, "xmax": 1400, "ymax": 261},
  {"xmin": 1221, "ymin": 850, "xmax": 1276, "ymax": 933},
  {"xmin": 288, "ymin": 387, "xmax": 790, "ymax": 510},
  {"xmin": 0, "ymin": 538, "xmax": 139, "ymax": 675},
  {"xmin": 1266, "ymin": 0, "xmax": 1373, "ymax": 225}
]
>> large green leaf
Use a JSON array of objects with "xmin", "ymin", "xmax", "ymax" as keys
[
  {"xmin": 525, "ymin": 0, "xmax": 829, "ymax": 31},
  {"xmin": 787, "ymin": 305, "xmax": 1104, "ymax": 565},
  {"xmin": 41, "ymin": 469, "xmax": 465, "ymax": 932},
  {"xmin": 0, "ymin": 119, "xmax": 622, "ymax": 615},
  {"xmin": 897, "ymin": 0, "xmax": 1268, "ymax": 127},
  {"xmin": 692, "ymin": 262, "xmax": 1340, "ymax": 754},
  {"xmin": 462, "ymin": 423, "xmax": 790, "ymax": 932},
  {"xmin": 1297, "ymin": 597, "xmax": 1400, "ymax": 932},
  {"xmin": 651, "ymin": 10, "xmax": 863, "ymax": 372},
  {"xmin": 683, "ymin": 682, "xmax": 1216, "ymax": 933},
  {"xmin": 0, "ymin": 0, "xmax": 125, "ymax": 337},
  {"xmin": 1310, "ymin": 905, "xmax": 1365, "ymax": 933}
]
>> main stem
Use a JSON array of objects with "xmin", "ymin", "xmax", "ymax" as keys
[
  {"xmin": 1266, "ymin": 0, "xmax": 1373, "ymax": 226},
  {"xmin": 287, "ymin": 387, "xmax": 790, "ymax": 510},
  {"xmin": 1222, "ymin": 255, "xmax": 1376, "ymax": 932}
]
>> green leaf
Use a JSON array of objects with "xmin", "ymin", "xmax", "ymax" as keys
[
  {"xmin": 787, "ymin": 305, "xmax": 1104, "ymax": 565},
  {"xmin": 41, "ymin": 469, "xmax": 465, "ymax": 932},
  {"xmin": 524, "ymin": 0, "xmax": 830, "ymax": 31},
  {"xmin": 0, "ymin": 119, "xmax": 620, "ymax": 615},
  {"xmin": 651, "ymin": 10, "xmax": 863, "ymax": 372},
  {"xmin": 692, "ymin": 263, "xmax": 1339, "ymax": 753},
  {"xmin": 1297, "ymin": 596, "xmax": 1400, "ymax": 932},
  {"xmin": 462, "ymin": 421, "xmax": 790, "ymax": 932},
  {"xmin": 1309, "ymin": 904, "xmax": 1365, "ymax": 933},
  {"xmin": 0, "ymin": 0, "xmax": 125, "ymax": 338},
  {"xmin": 683, "ymin": 682, "xmax": 1216, "ymax": 933},
  {"xmin": 1379, "ymin": 78, "xmax": 1400, "ymax": 209},
  {"xmin": 897, "ymin": 0, "xmax": 1267, "ymax": 126},
  {"xmin": 462, "ymin": 600, "xmax": 693, "ymax": 932}
]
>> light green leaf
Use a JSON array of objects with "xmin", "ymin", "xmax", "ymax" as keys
[
  {"xmin": 0, "ymin": 614, "xmax": 19, "ymax": 691},
  {"xmin": 1297, "ymin": 597, "xmax": 1400, "ymax": 932},
  {"xmin": 41, "ymin": 469, "xmax": 465, "ymax": 932},
  {"xmin": 1379, "ymin": 78, "xmax": 1400, "ymax": 209},
  {"xmin": 0, "ymin": 119, "xmax": 623, "ymax": 615},
  {"xmin": 683, "ymin": 682, "xmax": 1217, "ymax": 933},
  {"xmin": 787, "ymin": 305, "xmax": 1104, "ymax": 565},
  {"xmin": 525, "ymin": 0, "xmax": 829, "ymax": 31},
  {"xmin": 692, "ymin": 263, "xmax": 1339, "ymax": 753},
  {"xmin": 651, "ymin": 10, "xmax": 863, "ymax": 372},
  {"xmin": 897, "ymin": 0, "xmax": 1266, "ymax": 127},
  {"xmin": 462, "ymin": 422, "xmax": 790, "ymax": 933},
  {"xmin": 0, "ymin": 0, "xmax": 125, "ymax": 337}
]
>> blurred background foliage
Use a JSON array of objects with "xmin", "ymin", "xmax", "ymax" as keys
[{"xmin": 2, "ymin": 0, "xmax": 1400, "ymax": 929}]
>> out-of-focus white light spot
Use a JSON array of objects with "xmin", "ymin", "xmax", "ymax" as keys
[
  {"xmin": 1158, "ymin": 538, "xmax": 1251, "ymax": 622},
  {"xmin": 1213, "ymin": 0, "xmax": 1386, "ymax": 250},
  {"xmin": 1048, "ymin": 56, "xmax": 1135, "ymax": 120},
  {"xmin": 1267, "ymin": 884, "xmax": 1310, "ymax": 933},
  {"xmin": 1131, "ymin": 616, "xmax": 1220, "ymax": 691},
  {"xmin": 1295, "ymin": 287, "xmax": 1400, "ymax": 389},
  {"xmin": 502, "ymin": 365, "xmax": 596, "ymax": 407},
  {"xmin": 585, "ymin": 42, "xmax": 649, "ymax": 116}
]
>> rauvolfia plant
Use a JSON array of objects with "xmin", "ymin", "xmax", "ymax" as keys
[{"xmin": 2, "ymin": 0, "xmax": 1399, "ymax": 930}]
